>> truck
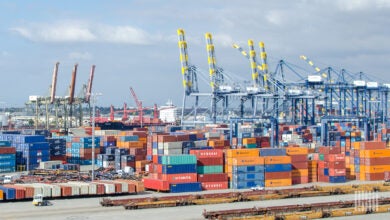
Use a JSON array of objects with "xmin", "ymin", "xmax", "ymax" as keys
[{"xmin": 32, "ymin": 194, "xmax": 50, "ymax": 206}]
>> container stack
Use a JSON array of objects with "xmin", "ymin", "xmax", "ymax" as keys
[
  {"xmin": 144, "ymin": 155, "xmax": 201, "ymax": 193},
  {"xmin": 66, "ymin": 136, "xmax": 100, "ymax": 165},
  {"xmin": 286, "ymin": 147, "xmax": 309, "ymax": 184},
  {"xmin": 318, "ymin": 146, "xmax": 346, "ymax": 183},
  {"xmin": 225, "ymin": 149, "xmax": 264, "ymax": 189},
  {"xmin": 96, "ymin": 147, "xmax": 115, "ymax": 168},
  {"xmin": 46, "ymin": 137, "xmax": 66, "ymax": 162},
  {"xmin": 357, "ymin": 141, "xmax": 390, "ymax": 181},
  {"xmin": 0, "ymin": 134, "xmax": 50, "ymax": 171},
  {"xmin": 308, "ymin": 160, "xmax": 318, "ymax": 182},
  {"xmin": 115, "ymin": 148, "xmax": 130, "ymax": 171},
  {"xmin": 261, "ymin": 148, "xmax": 292, "ymax": 187},
  {"xmin": 190, "ymin": 149, "xmax": 228, "ymax": 190},
  {"xmin": 0, "ymin": 141, "xmax": 16, "ymax": 173}
]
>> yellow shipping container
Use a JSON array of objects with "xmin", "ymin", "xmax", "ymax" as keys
[
  {"xmin": 345, "ymin": 156, "xmax": 350, "ymax": 165},
  {"xmin": 360, "ymin": 165, "xmax": 390, "ymax": 173},
  {"xmin": 285, "ymin": 147, "xmax": 308, "ymax": 155},
  {"xmin": 226, "ymin": 149, "xmax": 260, "ymax": 158},
  {"xmin": 265, "ymin": 178, "xmax": 292, "ymax": 187},
  {"xmin": 352, "ymin": 142, "xmax": 360, "ymax": 150},
  {"xmin": 359, "ymin": 149, "xmax": 390, "ymax": 158},
  {"xmin": 0, "ymin": 190, "xmax": 3, "ymax": 201},
  {"xmin": 292, "ymin": 169, "xmax": 308, "ymax": 177},
  {"xmin": 242, "ymin": 137, "xmax": 257, "ymax": 145},
  {"xmin": 226, "ymin": 157, "xmax": 264, "ymax": 166},
  {"xmin": 264, "ymin": 156, "xmax": 291, "ymax": 164}
]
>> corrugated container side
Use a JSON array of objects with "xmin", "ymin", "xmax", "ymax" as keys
[
  {"xmin": 201, "ymin": 181, "xmax": 228, "ymax": 190},
  {"xmin": 169, "ymin": 182, "xmax": 202, "ymax": 193}
]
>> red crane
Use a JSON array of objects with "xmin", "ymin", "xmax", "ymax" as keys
[{"xmin": 130, "ymin": 87, "xmax": 144, "ymax": 125}]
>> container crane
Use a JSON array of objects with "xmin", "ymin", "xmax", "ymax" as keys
[{"xmin": 130, "ymin": 87, "xmax": 144, "ymax": 126}]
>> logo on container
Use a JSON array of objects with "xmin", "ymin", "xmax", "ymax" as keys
[{"xmin": 354, "ymin": 191, "xmax": 378, "ymax": 212}]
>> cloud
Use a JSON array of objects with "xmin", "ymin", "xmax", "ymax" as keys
[
  {"xmin": 10, "ymin": 21, "xmax": 159, "ymax": 45},
  {"xmin": 11, "ymin": 21, "xmax": 96, "ymax": 42},
  {"xmin": 68, "ymin": 51, "xmax": 93, "ymax": 60},
  {"xmin": 332, "ymin": 0, "xmax": 390, "ymax": 11}
]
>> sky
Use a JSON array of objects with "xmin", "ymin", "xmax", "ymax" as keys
[{"xmin": 1, "ymin": 0, "xmax": 390, "ymax": 109}]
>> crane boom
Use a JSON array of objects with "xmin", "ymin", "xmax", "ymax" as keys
[
  {"xmin": 68, "ymin": 64, "xmax": 78, "ymax": 105},
  {"xmin": 299, "ymin": 55, "xmax": 328, "ymax": 79},
  {"xmin": 130, "ymin": 87, "xmax": 143, "ymax": 124},
  {"xmin": 205, "ymin": 32, "xmax": 218, "ymax": 91},
  {"xmin": 232, "ymin": 43, "xmax": 262, "ymax": 70},
  {"xmin": 85, "ymin": 65, "xmax": 95, "ymax": 103},
  {"xmin": 50, "ymin": 62, "xmax": 60, "ymax": 104},
  {"xmin": 248, "ymin": 39, "xmax": 260, "ymax": 88},
  {"xmin": 177, "ymin": 29, "xmax": 193, "ymax": 95},
  {"xmin": 259, "ymin": 42, "xmax": 269, "ymax": 90}
]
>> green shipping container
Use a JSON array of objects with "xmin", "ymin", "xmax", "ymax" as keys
[
  {"xmin": 319, "ymin": 154, "xmax": 325, "ymax": 161},
  {"xmin": 0, "ymin": 141, "xmax": 11, "ymax": 147},
  {"xmin": 197, "ymin": 165, "xmax": 224, "ymax": 174},
  {"xmin": 160, "ymin": 155, "xmax": 197, "ymax": 165},
  {"xmin": 245, "ymin": 144, "xmax": 258, "ymax": 149}
]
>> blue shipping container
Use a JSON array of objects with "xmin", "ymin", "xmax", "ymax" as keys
[
  {"xmin": 233, "ymin": 172, "xmax": 264, "ymax": 181},
  {"xmin": 259, "ymin": 148, "xmax": 286, "ymax": 156},
  {"xmin": 231, "ymin": 180, "xmax": 265, "ymax": 189},
  {"xmin": 169, "ymin": 182, "xmax": 202, "ymax": 193},
  {"xmin": 0, "ymin": 186, "xmax": 16, "ymax": 200},
  {"xmin": 161, "ymin": 164, "xmax": 197, "ymax": 174},
  {"xmin": 232, "ymin": 165, "xmax": 265, "ymax": 173},
  {"xmin": 329, "ymin": 176, "xmax": 346, "ymax": 183},
  {"xmin": 265, "ymin": 164, "xmax": 291, "ymax": 172}
]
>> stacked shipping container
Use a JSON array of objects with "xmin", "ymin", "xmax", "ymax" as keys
[
  {"xmin": 261, "ymin": 148, "xmax": 292, "ymax": 187},
  {"xmin": 190, "ymin": 149, "xmax": 228, "ymax": 190},
  {"xmin": 66, "ymin": 136, "xmax": 100, "ymax": 165},
  {"xmin": 225, "ymin": 149, "xmax": 265, "ymax": 189},
  {"xmin": 286, "ymin": 147, "xmax": 309, "ymax": 184},
  {"xmin": 0, "ymin": 141, "xmax": 15, "ymax": 173}
]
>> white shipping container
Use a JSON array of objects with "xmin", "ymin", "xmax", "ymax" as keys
[
  {"xmin": 101, "ymin": 182, "xmax": 115, "ymax": 194},
  {"xmin": 32, "ymin": 183, "xmax": 52, "ymax": 198},
  {"xmin": 48, "ymin": 184, "xmax": 62, "ymax": 197},
  {"xmin": 194, "ymin": 140, "xmax": 208, "ymax": 147},
  {"xmin": 68, "ymin": 182, "xmax": 89, "ymax": 195},
  {"xmin": 164, "ymin": 149, "xmax": 182, "ymax": 155},
  {"xmin": 164, "ymin": 141, "xmax": 183, "ymax": 149}
]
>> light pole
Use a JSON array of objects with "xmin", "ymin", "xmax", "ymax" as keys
[{"xmin": 90, "ymin": 92, "xmax": 102, "ymax": 181}]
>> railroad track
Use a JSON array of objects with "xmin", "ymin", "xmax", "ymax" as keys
[
  {"xmin": 99, "ymin": 182, "xmax": 390, "ymax": 210},
  {"xmin": 202, "ymin": 197, "xmax": 390, "ymax": 219}
]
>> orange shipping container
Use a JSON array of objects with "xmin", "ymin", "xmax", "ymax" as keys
[
  {"xmin": 292, "ymin": 169, "xmax": 309, "ymax": 177},
  {"xmin": 352, "ymin": 142, "xmax": 360, "ymax": 150},
  {"xmin": 226, "ymin": 157, "xmax": 264, "ymax": 166},
  {"xmin": 360, "ymin": 165, "xmax": 390, "ymax": 173},
  {"xmin": 360, "ymin": 149, "xmax": 390, "ymax": 158},
  {"xmin": 264, "ymin": 156, "xmax": 291, "ymax": 164},
  {"xmin": 226, "ymin": 149, "xmax": 259, "ymax": 158},
  {"xmin": 285, "ymin": 147, "xmax": 308, "ymax": 155},
  {"xmin": 265, "ymin": 179, "xmax": 292, "ymax": 187}
]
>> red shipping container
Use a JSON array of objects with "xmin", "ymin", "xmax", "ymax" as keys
[
  {"xmin": 318, "ymin": 161, "xmax": 328, "ymax": 168},
  {"xmin": 265, "ymin": 171, "xmax": 291, "ymax": 180},
  {"xmin": 291, "ymin": 162, "xmax": 308, "ymax": 169},
  {"xmin": 143, "ymin": 178, "xmax": 169, "ymax": 191},
  {"xmin": 317, "ymin": 168, "xmax": 325, "ymax": 176},
  {"xmin": 292, "ymin": 176, "xmax": 309, "ymax": 185},
  {"xmin": 328, "ymin": 154, "xmax": 345, "ymax": 162},
  {"xmin": 198, "ymin": 173, "xmax": 228, "ymax": 182},
  {"xmin": 158, "ymin": 173, "xmax": 197, "ymax": 184},
  {"xmin": 360, "ymin": 141, "xmax": 386, "ymax": 150},
  {"xmin": 290, "ymin": 155, "xmax": 308, "ymax": 162},
  {"xmin": 152, "ymin": 155, "xmax": 159, "ymax": 164},
  {"xmin": 0, "ymin": 147, "xmax": 16, "ymax": 154},
  {"xmin": 157, "ymin": 135, "xmax": 177, "ymax": 143},
  {"xmin": 318, "ymin": 175, "xmax": 329, "ymax": 182},
  {"xmin": 329, "ymin": 168, "xmax": 346, "ymax": 176},
  {"xmin": 59, "ymin": 185, "xmax": 72, "ymax": 197},
  {"xmin": 197, "ymin": 157, "xmax": 224, "ymax": 166},
  {"xmin": 201, "ymin": 181, "xmax": 228, "ymax": 190},
  {"xmin": 190, "ymin": 149, "xmax": 224, "ymax": 158},
  {"xmin": 362, "ymin": 173, "xmax": 384, "ymax": 181},
  {"xmin": 328, "ymin": 161, "xmax": 346, "ymax": 169}
]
